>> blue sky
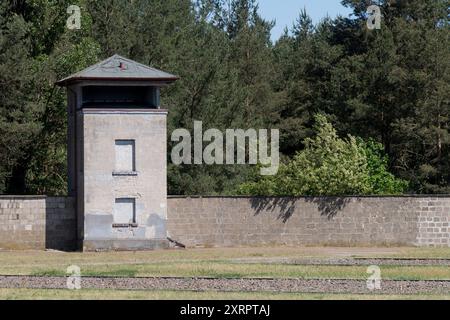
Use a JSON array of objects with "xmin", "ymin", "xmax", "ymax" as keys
[{"xmin": 257, "ymin": 0, "xmax": 353, "ymax": 41}]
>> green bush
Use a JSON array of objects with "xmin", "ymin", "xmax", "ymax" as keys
[{"xmin": 238, "ymin": 114, "xmax": 408, "ymax": 196}]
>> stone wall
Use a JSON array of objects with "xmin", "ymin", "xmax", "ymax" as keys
[
  {"xmin": 416, "ymin": 199, "xmax": 450, "ymax": 247},
  {"xmin": 0, "ymin": 197, "xmax": 76, "ymax": 250},
  {"xmin": 167, "ymin": 196, "xmax": 450, "ymax": 248},
  {"xmin": 0, "ymin": 196, "xmax": 449, "ymax": 250}
]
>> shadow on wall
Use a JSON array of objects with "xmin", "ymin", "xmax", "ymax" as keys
[
  {"xmin": 250, "ymin": 196, "xmax": 351, "ymax": 222},
  {"xmin": 250, "ymin": 197, "xmax": 297, "ymax": 223},
  {"xmin": 305, "ymin": 197, "xmax": 352, "ymax": 219},
  {"xmin": 45, "ymin": 198, "xmax": 78, "ymax": 252}
]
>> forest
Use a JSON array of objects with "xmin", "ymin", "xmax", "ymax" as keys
[{"xmin": 0, "ymin": 0, "xmax": 448, "ymax": 196}]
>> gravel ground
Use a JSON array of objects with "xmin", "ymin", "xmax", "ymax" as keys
[
  {"xmin": 231, "ymin": 258, "xmax": 450, "ymax": 266},
  {"xmin": 0, "ymin": 276, "xmax": 449, "ymax": 295}
]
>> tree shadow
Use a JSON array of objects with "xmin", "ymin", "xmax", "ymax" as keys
[
  {"xmin": 305, "ymin": 196, "xmax": 351, "ymax": 219},
  {"xmin": 250, "ymin": 196, "xmax": 351, "ymax": 222},
  {"xmin": 250, "ymin": 197, "xmax": 297, "ymax": 223}
]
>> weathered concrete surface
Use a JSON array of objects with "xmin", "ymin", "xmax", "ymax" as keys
[
  {"xmin": 167, "ymin": 196, "xmax": 450, "ymax": 248},
  {"xmin": 83, "ymin": 239, "xmax": 169, "ymax": 251},
  {"xmin": 0, "ymin": 197, "xmax": 76, "ymax": 251},
  {"xmin": 79, "ymin": 110, "xmax": 169, "ymax": 251}
]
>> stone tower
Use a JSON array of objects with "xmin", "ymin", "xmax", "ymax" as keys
[{"xmin": 57, "ymin": 55, "xmax": 178, "ymax": 251}]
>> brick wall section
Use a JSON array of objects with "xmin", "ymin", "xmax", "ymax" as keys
[
  {"xmin": 167, "ymin": 196, "xmax": 450, "ymax": 248},
  {"xmin": 0, "ymin": 197, "xmax": 76, "ymax": 250},
  {"xmin": 416, "ymin": 198, "xmax": 450, "ymax": 247}
]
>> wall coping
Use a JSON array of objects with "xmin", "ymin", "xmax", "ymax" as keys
[
  {"xmin": 0, "ymin": 196, "xmax": 75, "ymax": 200},
  {"xmin": 167, "ymin": 195, "xmax": 450, "ymax": 199},
  {"xmin": 0, "ymin": 195, "xmax": 47, "ymax": 200},
  {"xmin": 2, "ymin": 195, "xmax": 450, "ymax": 200}
]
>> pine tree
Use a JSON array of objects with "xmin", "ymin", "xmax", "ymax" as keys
[{"xmin": 0, "ymin": 1, "xmax": 40, "ymax": 193}]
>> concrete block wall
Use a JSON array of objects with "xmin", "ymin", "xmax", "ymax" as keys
[
  {"xmin": 46, "ymin": 197, "xmax": 77, "ymax": 251},
  {"xmin": 0, "ymin": 197, "xmax": 76, "ymax": 250},
  {"xmin": 416, "ymin": 198, "xmax": 450, "ymax": 247},
  {"xmin": 167, "ymin": 196, "xmax": 450, "ymax": 248},
  {"xmin": 0, "ymin": 195, "xmax": 449, "ymax": 250}
]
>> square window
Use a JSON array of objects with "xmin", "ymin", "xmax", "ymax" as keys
[
  {"xmin": 115, "ymin": 140, "xmax": 135, "ymax": 172},
  {"xmin": 113, "ymin": 198, "xmax": 136, "ymax": 225}
]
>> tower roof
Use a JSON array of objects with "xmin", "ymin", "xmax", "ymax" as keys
[{"xmin": 56, "ymin": 54, "xmax": 179, "ymax": 86}]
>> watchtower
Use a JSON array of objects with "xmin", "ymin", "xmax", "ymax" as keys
[{"xmin": 57, "ymin": 54, "xmax": 178, "ymax": 251}]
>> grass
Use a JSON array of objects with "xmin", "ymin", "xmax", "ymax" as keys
[
  {"xmin": 27, "ymin": 262, "xmax": 450, "ymax": 281},
  {"xmin": 0, "ymin": 246, "xmax": 449, "ymax": 300},
  {"xmin": 0, "ymin": 246, "xmax": 449, "ymax": 274},
  {"xmin": 0, "ymin": 288, "xmax": 449, "ymax": 300},
  {"xmin": 0, "ymin": 247, "xmax": 446, "ymax": 280}
]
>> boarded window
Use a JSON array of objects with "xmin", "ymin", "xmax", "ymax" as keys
[
  {"xmin": 113, "ymin": 198, "xmax": 136, "ymax": 224},
  {"xmin": 115, "ymin": 140, "xmax": 135, "ymax": 172}
]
